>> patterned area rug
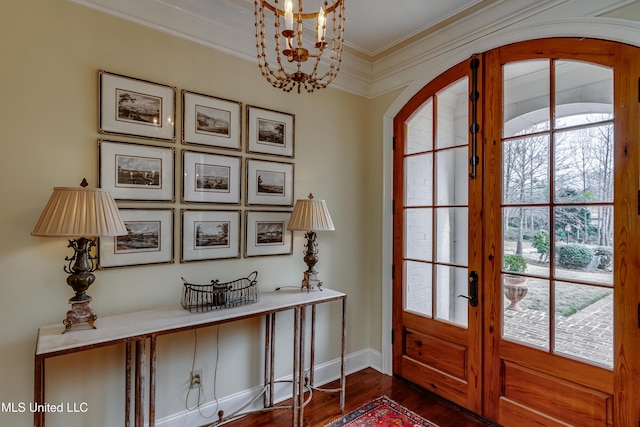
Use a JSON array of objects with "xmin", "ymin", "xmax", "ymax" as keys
[{"xmin": 324, "ymin": 395, "xmax": 440, "ymax": 426}]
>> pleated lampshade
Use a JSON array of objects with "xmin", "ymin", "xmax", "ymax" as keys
[
  {"xmin": 287, "ymin": 194, "xmax": 335, "ymax": 231},
  {"xmin": 32, "ymin": 186, "xmax": 128, "ymax": 238}
]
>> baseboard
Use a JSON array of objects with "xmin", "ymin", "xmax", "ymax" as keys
[{"xmin": 156, "ymin": 348, "xmax": 382, "ymax": 427}]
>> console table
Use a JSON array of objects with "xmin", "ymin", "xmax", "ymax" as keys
[{"xmin": 34, "ymin": 288, "xmax": 346, "ymax": 427}]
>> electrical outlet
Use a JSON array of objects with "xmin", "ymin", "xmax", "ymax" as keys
[{"xmin": 190, "ymin": 369, "xmax": 203, "ymax": 389}]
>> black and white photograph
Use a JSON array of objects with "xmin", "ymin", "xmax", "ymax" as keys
[
  {"xmin": 116, "ymin": 221, "xmax": 160, "ymax": 253},
  {"xmin": 246, "ymin": 158, "xmax": 294, "ymax": 206},
  {"xmin": 183, "ymin": 151, "xmax": 241, "ymax": 204},
  {"xmin": 183, "ymin": 91, "xmax": 241, "ymax": 150},
  {"xmin": 247, "ymin": 105, "xmax": 294, "ymax": 157},
  {"xmin": 99, "ymin": 209, "xmax": 174, "ymax": 268},
  {"xmin": 244, "ymin": 211, "xmax": 292, "ymax": 257},
  {"xmin": 115, "ymin": 154, "xmax": 161, "ymax": 188},
  {"xmin": 258, "ymin": 118, "xmax": 285, "ymax": 145},
  {"xmin": 99, "ymin": 140, "xmax": 175, "ymax": 201},
  {"xmin": 256, "ymin": 170, "xmax": 285, "ymax": 195},
  {"xmin": 181, "ymin": 210, "xmax": 240, "ymax": 262},
  {"xmin": 256, "ymin": 221, "xmax": 284, "ymax": 245},
  {"xmin": 99, "ymin": 70, "xmax": 176, "ymax": 141},
  {"xmin": 116, "ymin": 89, "xmax": 161, "ymax": 127},
  {"xmin": 195, "ymin": 163, "xmax": 230, "ymax": 193}
]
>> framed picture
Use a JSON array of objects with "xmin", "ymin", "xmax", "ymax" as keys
[
  {"xmin": 244, "ymin": 210, "xmax": 293, "ymax": 257},
  {"xmin": 181, "ymin": 209, "xmax": 241, "ymax": 262},
  {"xmin": 247, "ymin": 105, "xmax": 294, "ymax": 158},
  {"xmin": 182, "ymin": 90, "xmax": 242, "ymax": 150},
  {"xmin": 99, "ymin": 208, "xmax": 174, "ymax": 268},
  {"xmin": 99, "ymin": 70, "xmax": 176, "ymax": 141},
  {"xmin": 99, "ymin": 140, "xmax": 175, "ymax": 201},
  {"xmin": 246, "ymin": 158, "xmax": 294, "ymax": 207},
  {"xmin": 182, "ymin": 150, "xmax": 241, "ymax": 204}
]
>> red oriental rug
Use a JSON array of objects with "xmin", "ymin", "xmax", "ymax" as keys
[{"xmin": 324, "ymin": 395, "xmax": 440, "ymax": 427}]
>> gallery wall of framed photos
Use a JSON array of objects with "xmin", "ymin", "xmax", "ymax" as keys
[{"xmin": 96, "ymin": 70, "xmax": 296, "ymax": 268}]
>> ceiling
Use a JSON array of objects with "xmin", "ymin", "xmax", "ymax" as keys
[{"xmin": 71, "ymin": 0, "xmax": 637, "ymax": 96}]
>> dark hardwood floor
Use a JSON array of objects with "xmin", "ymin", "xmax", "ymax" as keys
[{"xmin": 216, "ymin": 368, "xmax": 494, "ymax": 427}]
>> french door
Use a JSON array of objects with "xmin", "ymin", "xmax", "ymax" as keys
[{"xmin": 393, "ymin": 38, "xmax": 640, "ymax": 425}]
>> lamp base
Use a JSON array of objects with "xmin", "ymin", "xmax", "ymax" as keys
[
  {"xmin": 301, "ymin": 271, "xmax": 323, "ymax": 293},
  {"xmin": 62, "ymin": 298, "xmax": 97, "ymax": 334}
]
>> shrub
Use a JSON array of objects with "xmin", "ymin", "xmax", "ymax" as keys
[
  {"xmin": 504, "ymin": 254, "xmax": 527, "ymax": 273},
  {"xmin": 557, "ymin": 244, "xmax": 593, "ymax": 269},
  {"xmin": 593, "ymin": 246, "xmax": 613, "ymax": 270},
  {"xmin": 532, "ymin": 230, "xmax": 550, "ymax": 262}
]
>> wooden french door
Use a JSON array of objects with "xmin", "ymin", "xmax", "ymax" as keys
[
  {"xmin": 393, "ymin": 38, "xmax": 640, "ymax": 426},
  {"xmin": 392, "ymin": 59, "xmax": 484, "ymax": 412}
]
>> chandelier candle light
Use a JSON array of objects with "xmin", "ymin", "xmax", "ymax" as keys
[
  {"xmin": 32, "ymin": 179, "xmax": 128, "ymax": 333},
  {"xmin": 255, "ymin": 0, "xmax": 345, "ymax": 93},
  {"xmin": 287, "ymin": 193, "xmax": 335, "ymax": 292}
]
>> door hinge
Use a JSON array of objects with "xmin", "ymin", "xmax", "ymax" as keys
[
  {"xmin": 637, "ymin": 190, "xmax": 640, "ymax": 215},
  {"xmin": 391, "ymin": 328, "xmax": 395, "ymax": 344},
  {"xmin": 638, "ymin": 77, "xmax": 640, "ymax": 103},
  {"xmin": 393, "ymin": 136, "xmax": 396, "ymax": 151},
  {"xmin": 391, "ymin": 264, "xmax": 395, "ymax": 280},
  {"xmin": 637, "ymin": 303, "xmax": 640, "ymax": 329}
]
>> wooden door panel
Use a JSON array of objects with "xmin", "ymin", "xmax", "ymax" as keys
[
  {"xmin": 405, "ymin": 328, "xmax": 467, "ymax": 379},
  {"xmin": 401, "ymin": 356, "xmax": 468, "ymax": 406},
  {"xmin": 502, "ymin": 361, "xmax": 612, "ymax": 427}
]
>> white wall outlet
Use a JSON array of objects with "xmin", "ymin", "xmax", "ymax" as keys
[{"xmin": 190, "ymin": 368, "xmax": 203, "ymax": 389}]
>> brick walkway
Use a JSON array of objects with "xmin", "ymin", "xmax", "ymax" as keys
[{"xmin": 503, "ymin": 293, "xmax": 613, "ymax": 368}]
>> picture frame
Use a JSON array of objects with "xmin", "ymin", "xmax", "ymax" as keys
[
  {"xmin": 182, "ymin": 150, "xmax": 242, "ymax": 204},
  {"xmin": 247, "ymin": 105, "xmax": 294, "ymax": 158},
  {"xmin": 244, "ymin": 210, "xmax": 293, "ymax": 257},
  {"xmin": 246, "ymin": 158, "xmax": 294, "ymax": 207},
  {"xmin": 99, "ymin": 208, "xmax": 174, "ymax": 268},
  {"xmin": 182, "ymin": 90, "xmax": 242, "ymax": 150},
  {"xmin": 99, "ymin": 70, "xmax": 176, "ymax": 141},
  {"xmin": 181, "ymin": 209, "xmax": 241, "ymax": 262},
  {"xmin": 99, "ymin": 139, "xmax": 175, "ymax": 201}
]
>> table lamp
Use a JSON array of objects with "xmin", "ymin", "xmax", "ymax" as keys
[
  {"xmin": 287, "ymin": 193, "xmax": 335, "ymax": 292},
  {"xmin": 32, "ymin": 179, "xmax": 128, "ymax": 333}
]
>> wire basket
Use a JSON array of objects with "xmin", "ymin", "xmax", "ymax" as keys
[{"xmin": 181, "ymin": 271, "xmax": 259, "ymax": 313}]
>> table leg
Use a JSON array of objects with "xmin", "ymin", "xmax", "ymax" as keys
[
  {"xmin": 292, "ymin": 307, "xmax": 300, "ymax": 427},
  {"xmin": 135, "ymin": 339, "xmax": 146, "ymax": 427},
  {"xmin": 149, "ymin": 336, "xmax": 157, "ymax": 427},
  {"xmin": 264, "ymin": 313, "xmax": 276, "ymax": 408},
  {"xmin": 310, "ymin": 305, "xmax": 316, "ymax": 388},
  {"xmin": 34, "ymin": 356, "xmax": 45, "ymax": 427},
  {"xmin": 126, "ymin": 342, "xmax": 132, "ymax": 427},
  {"xmin": 340, "ymin": 298, "xmax": 347, "ymax": 413},
  {"xmin": 297, "ymin": 306, "xmax": 306, "ymax": 425}
]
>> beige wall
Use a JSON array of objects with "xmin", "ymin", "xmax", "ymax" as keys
[{"xmin": 0, "ymin": 0, "xmax": 379, "ymax": 425}]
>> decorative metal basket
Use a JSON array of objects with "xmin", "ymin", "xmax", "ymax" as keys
[{"xmin": 181, "ymin": 271, "xmax": 259, "ymax": 313}]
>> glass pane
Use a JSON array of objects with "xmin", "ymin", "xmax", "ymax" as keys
[
  {"xmin": 436, "ymin": 78, "xmax": 468, "ymax": 149},
  {"xmin": 406, "ymin": 98, "xmax": 433, "ymax": 154},
  {"xmin": 435, "ymin": 207, "xmax": 468, "ymax": 266},
  {"xmin": 405, "ymin": 153, "xmax": 432, "ymax": 206},
  {"xmin": 503, "ymin": 135, "xmax": 550, "ymax": 205},
  {"xmin": 435, "ymin": 147, "xmax": 468, "ymax": 206},
  {"xmin": 503, "ymin": 277, "xmax": 549, "ymax": 350},
  {"xmin": 554, "ymin": 124, "xmax": 614, "ymax": 204},
  {"xmin": 404, "ymin": 261, "xmax": 432, "ymax": 317},
  {"xmin": 435, "ymin": 265, "xmax": 468, "ymax": 327},
  {"xmin": 553, "ymin": 206, "xmax": 613, "ymax": 286},
  {"xmin": 405, "ymin": 208, "xmax": 432, "ymax": 261},
  {"xmin": 555, "ymin": 61, "xmax": 613, "ymax": 129},
  {"xmin": 554, "ymin": 282, "xmax": 613, "ymax": 368},
  {"xmin": 503, "ymin": 207, "xmax": 550, "ymax": 278},
  {"xmin": 503, "ymin": 60, "xmax": 550, "ymax": 138}
]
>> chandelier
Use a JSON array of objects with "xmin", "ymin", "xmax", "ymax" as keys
[{"xmin": 254, "ymin": 0, "xmax": 345, "ymax": 93}]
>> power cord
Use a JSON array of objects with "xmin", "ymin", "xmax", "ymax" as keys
[{"xmin": 185, "ymin": 326, "xmax": 221, "ymax": 420}]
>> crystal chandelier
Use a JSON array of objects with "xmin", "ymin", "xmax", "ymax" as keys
[{"xmin": 254, "ymin": 0, "xmax": 345, "ymax": 93}]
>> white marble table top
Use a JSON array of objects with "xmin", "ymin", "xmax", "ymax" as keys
[{"xmin": 36, "ymin": 287, "xmax": 346, "ymax": 357}]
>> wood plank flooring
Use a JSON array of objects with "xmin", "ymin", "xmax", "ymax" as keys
[{"xmin": 216, "ymin": 367, "xmax": 495, "ymax": 427}]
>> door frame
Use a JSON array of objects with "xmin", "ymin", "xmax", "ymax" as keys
[{"xmin": 381, "ymin": 21, "xmax": 640, "ymax": 380}]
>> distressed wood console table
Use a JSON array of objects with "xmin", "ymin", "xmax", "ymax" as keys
[{"xmin": 34, "ymin": 288, "xmax": 346, "ymax": 427}]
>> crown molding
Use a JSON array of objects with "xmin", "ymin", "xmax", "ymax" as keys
[{"xmin": 71, "ymin": 0, "xmax": 639, "ymax": 99}]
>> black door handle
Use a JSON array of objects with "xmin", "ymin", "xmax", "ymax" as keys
[{"xmin": 458, "ymin": 270, "xmax": 479, "ymax": 307}]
